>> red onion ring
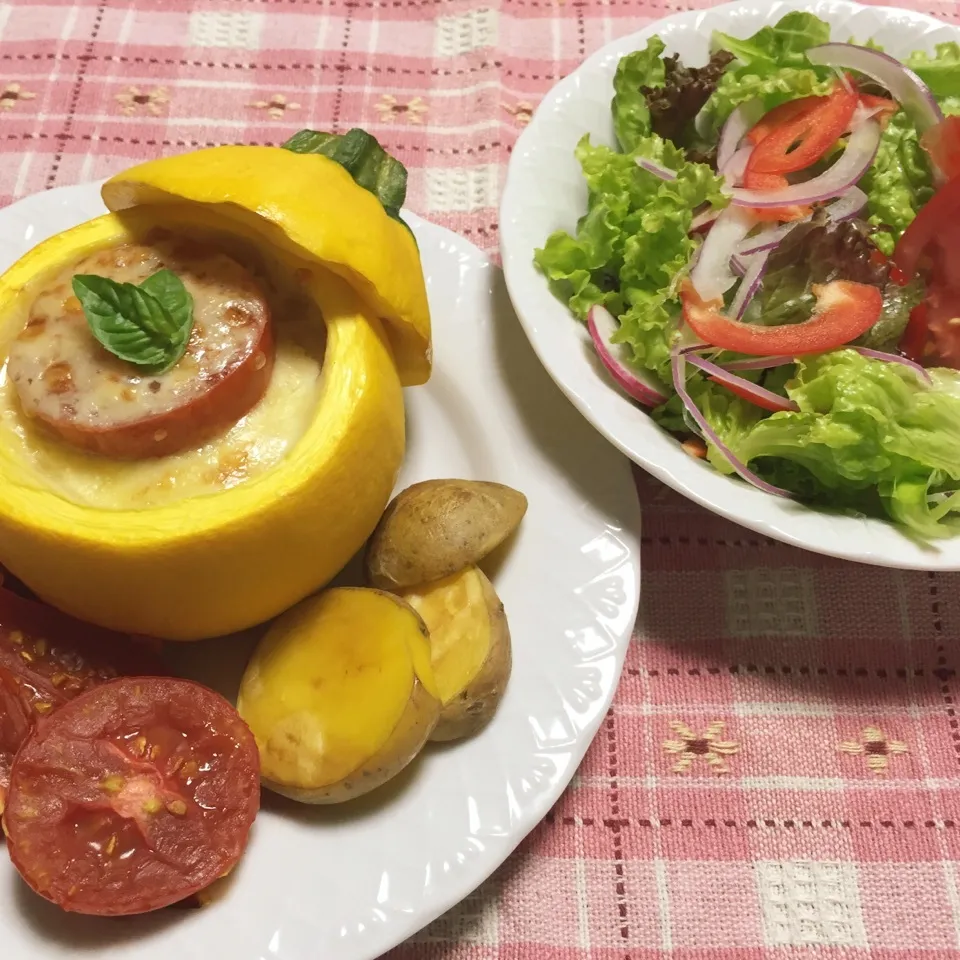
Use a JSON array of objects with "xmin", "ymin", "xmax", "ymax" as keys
[
  {"xmin": 717, "ymin": 101, "xmax": 763, "ymax": 175},
  {"xmin": 671, "ymin": 352, "xmax": 793, "ymax": 498},
  {"xmin": 636, "ymin": 157, "xmax": 677, "ymax": 180},
  {"xmin": 806, "ymin": 42, "xmax": 943, "ymax": 134},
  {"xmin": 850, "ymin": 346, "xmax": 933, "ymax": 384},
  {"xmin": 587, "ymin": 305, "xmax": 669, "ymax": 406},
  {"xmin": 722, "ymin": 145, "xmax": 753, "ymax": 185},
  {"xmin": 720, "ymin": 355, "xmax": 795, "ymax": 371},
  {"xmin": 690, "ymin": 207, "xmax": 721, "ymax": 233},
  {"xmin": 730, "ymin": 119, "xmax": 881, "ymax": 208},
  {"xmin": 734, "ymin": 186, "xmax": 868, "ymax": 257},
  {"xmin": 729, "ymin": 249, "xmax": 769, "ymax": 321},
  {"xmin": 684, "ymin": 352, "xmax": 799, "ymax": 412},
  {"xmin": 689, "ymin": 205, "xmax": 758, "ymax": 301}
]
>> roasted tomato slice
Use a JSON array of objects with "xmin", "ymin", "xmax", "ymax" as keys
[
  {"xmin": 0, "ymin": 588, "xmax": 163, "ymax": 810},
  {"xmin": 681, "ymin": 279, "xmax": 882, "ymax": 355},
  {"xmin": 3, "ymin": 677, "xmax": 260, "ymax": 916}
]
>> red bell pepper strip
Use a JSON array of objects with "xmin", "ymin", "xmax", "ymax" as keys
[{"xmin": 680, "ymin": 279, "xmax": 883, "ymax": 356}]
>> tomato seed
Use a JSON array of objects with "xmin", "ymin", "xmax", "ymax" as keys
[
  {"xmin": 166, "ymin": 799, "xmax": 187, "ymax": 816},
  {"xmin": 105, "ymin": 835, "xmax": 118, "ymax": 856},
  {"xmin": 33, "ymin": 638, "xmax": 46, "ymax": 657},
  {"xmin": 101, "ymin": 775, "xmax": 125, "ymax": 794},
  {"xmin": 33, "ymin": 702, "xmax": 52, "ymax": 714},
  {"xmin": 19, "ymin": 650, "xmax": 33, "ymax": 663},
  {"xmin": 141, "ymin": 797, "xmax": 163, "ymax": 816},
  {"xmin": 9, "ymin": 630, "xmax": 23, "ymax": 645},
  {"xmin": 50, "ymin": 673, "xmax": 67, "ymax": 687}
]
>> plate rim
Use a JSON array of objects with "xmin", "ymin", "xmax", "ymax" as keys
[
  {"xmin": 500, "ymin": 0, "xmax": 960, "ymax": 570},
  {"xmin": 0, "ymin": 180, "xmax": 643, "ymax": 959}
]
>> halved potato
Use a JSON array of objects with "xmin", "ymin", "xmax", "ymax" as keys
[
  {"xmin": 237, "ymin": 587, "xmax": 440, "ymax": 803},
  {"xmin": 366, "ymin": 479, "xmax": 527, "ymax": 589},
  {"xmin": 401, "ymin": 566, "xmax": 511, "ymax": 741}
]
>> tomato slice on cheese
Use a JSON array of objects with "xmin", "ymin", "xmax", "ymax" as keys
[
  {"xmin": 0, "ymin": 587, "xmax": 163, "ymax": 811},
  {"xmin": 8, "ymin": 235, "xmax": 275, "ymax": 460},
  {"xmin": 3, "ymin": 676, "xmax": 260, "ymax": 915}
]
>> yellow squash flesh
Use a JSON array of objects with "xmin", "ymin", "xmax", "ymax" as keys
[
  {"xmin": 237, "ymin": 587, "xmax": 440, "ymax": 803},
  {"xmin": 0, "ymin": 204, "xmax": 406, "ymax": 640}
]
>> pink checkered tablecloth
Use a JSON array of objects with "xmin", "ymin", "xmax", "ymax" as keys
[{"xmin": 2, "ymin": 0, "xmax": 960, "ymax": 955}]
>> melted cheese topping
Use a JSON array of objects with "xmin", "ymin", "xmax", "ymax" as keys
[
  {"xmin": 8, "ymin": 240, "xmax": 269, "ymax": 431},
  {"xmin": 0, "ymin": 237, "xmax": 325, "ymax": 510}
]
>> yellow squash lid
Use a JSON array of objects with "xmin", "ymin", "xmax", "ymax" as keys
[{"xmin": 101, "ymin": 145, "xmax": 432, "ymax": 386}]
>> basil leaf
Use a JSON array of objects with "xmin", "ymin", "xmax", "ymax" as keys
[
  {"xmin": 72, "ymin": 272, "xmax": 194, "ymax": 373},
  {"xmin": 140, "ymin": 269, "xmax": 194, "ymax": 338},
  {"xmin": 282, "ymin": 127, "xmax": 410, "ymax": 226}
]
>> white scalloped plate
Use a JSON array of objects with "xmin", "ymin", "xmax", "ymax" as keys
[
  {"xmin": 0, "ymin": 183, "xmax": 641, "ymax": 959},
  {"xmin": 501, "ymin": 0, "xmax": 960, "ymax": 570}
]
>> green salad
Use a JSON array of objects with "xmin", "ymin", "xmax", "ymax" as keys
[{"xmin": 535, "ymin": 12, "xmax": 960, "ymax": 539}]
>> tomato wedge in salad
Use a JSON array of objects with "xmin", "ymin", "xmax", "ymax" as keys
[
  {"xmin": 0, "ymin": 588, "xmax": 163, "ymax": 812},
  {"xmin": 920, "ymin": 115, "xmax": 960, "ymax": 181},
  {"xmin": 893, "ymin": 171, "xmax": 960, "ymax": 368},
  {"xmin": 3, "ymin": 676, "xmax": 260, "ymax": 916},
  {"xmin": 681, "ymin": 279, "xmax": 883, "ymax": 355}
]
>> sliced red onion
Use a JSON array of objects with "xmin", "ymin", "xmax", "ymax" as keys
[
  {"xmin": 689, "ymin": 205, "xmax": 758, "ymax": 302},
  {"xmin": 850, "ymin": 345, "xmax": 933, "ymax": 384},
  {"xmin": 834, "ymin": 66, "xmax": 854, "ymax": 95},
  {"xmin": 806, "ymin": 42, "xmax": 942, "ymax": 134},
  {"xmin": 730, "ymin": 119, "xmax": 881, "ymax": 208},
  {"xmin": 717, "ymin": 101, "xmax": 763, "ymax": 175},
  {"xmin": 587, "ymin": 305, "xmax": 669, "ymax": 407},
  {"xmin": 636, "ymin": 157, "xmax": 677, "ymax": 181},
  {"xmin": 685, "ymin": 352, "xmax": 799, "ymax": 412},
  {"xmin": 729, "ymin": 249, "xmax": 769, "ymax": 321},
  {"xmin": 736, "ymin": 221, "xmax": 790, "ymax": 257},
  {"xmin": 721, "ymin": 355, "xmax": 795, "ymax": 371},
  {"xmin": 721, "ymin": 145, "xmax": 753, "ymax": 185},
  {"xmin": 731, "ymin": 252, "xmax": 750, "ymax": 277},
  {"xmin": 826, "ymin": 184, "xmax": 868, "ymax": 222},
  {"xmin": 671, "ymin": 352, "xmax": 793, "ymax": 498},
  {"xmin": 734, "ymin": 186, "xmax": 869, "ymax": 257},
  {"xmin": 850, "ymin": 100, "xmax": 883, "ymax": 130},
  {"xmin": 690, "ymin": 207, "xmax": 721, "ymax": 233}
]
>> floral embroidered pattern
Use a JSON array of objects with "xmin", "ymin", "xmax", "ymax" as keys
[
  {"xmin": 249, "ymin": 93, "xmax": 300, "ymax": 119},
  {"xmin": 0, "ymin": 83, "xmax": 36, "ymax": 111},
  {"xmin": 503, "ymin": 101, "xmax": 534, "ymax": 126},
  {"xmin": 374, "ymin": 94, "xmax": 427, "ymax": 124},
  {"xmin": 115, "ymin": 86, "xmax": 169, "ymax": 117},
  {"xmin": 663, "ymin": 721, "xmax": 739, "ymax": 774},
  {"xmin": 838, "ymin": 726, "xmax": 908, "ymax": 775}
]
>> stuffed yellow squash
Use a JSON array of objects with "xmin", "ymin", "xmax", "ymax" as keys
[{"xmin": 0, "ymin": 130, "xmax": 431, "ymax": 640}]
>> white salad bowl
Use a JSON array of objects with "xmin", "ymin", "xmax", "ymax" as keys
[{"xmin": 501, "ymin": 0, "xmax": 960, "ymax": 570}]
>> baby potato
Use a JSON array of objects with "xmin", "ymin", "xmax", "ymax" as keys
[
  {"xmin": 237, "ymin": 587, "xmax": 440, "ymax": 803},
  {"xmin": 401, "ymin": 565, "xmax": 511, "ymax": 741},
  {"xmin": 366, "ymin": 479, "xmax": 527, "ymax": 590}
]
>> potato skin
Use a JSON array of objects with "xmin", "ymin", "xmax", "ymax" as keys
[
  {"xmin": 429, "ymin": 568, "xmax": 512, "ymax": 742},
  {"xmin": 366, "ymin": 479, "xmax": 527, "ymax": 590},
  {"xmin": 264, "ymin": 673, "xmax": 439, "ymax": 803},
  {"xmin": 239, "ymin": 587, "xmax": 440, "ymax": 804}
]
